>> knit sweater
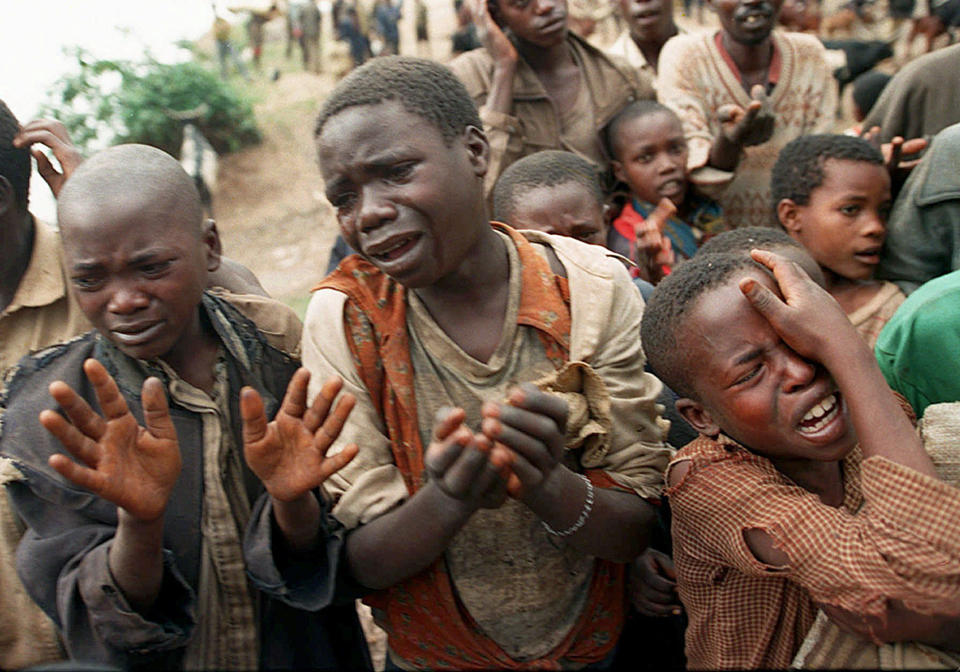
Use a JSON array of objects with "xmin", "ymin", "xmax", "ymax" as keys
[{"xmin": 657, "ymin": 30, "xmax": 838, "ymax": 228}]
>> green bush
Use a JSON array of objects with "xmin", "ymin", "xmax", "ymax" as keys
[{"xmin": 42, "ymin": 47, "xmax": 261, "ymax": 157}]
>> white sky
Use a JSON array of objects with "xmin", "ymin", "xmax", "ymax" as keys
[{"xmin": 4, "ymin": 1, "xmax": 231, "ymax": 220}]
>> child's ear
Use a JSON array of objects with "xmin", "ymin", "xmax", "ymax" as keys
[
  {"xmin": 675, "ymin": 397, "xmax": 720, "ymax": 437},
  {"xmin": 463, "ymin": 125, "xmax": 490, "ymax": 179},
  {"xmin": 611, "ymin": 159, "xmax": 626, "ymax": 185},
  {"xmin": 202, "ymin": 219, "xmax": 223, "ymax": 272},
  {"xmin": 777, "ymin": 198, "xmax": 802, "ymax": 235}
]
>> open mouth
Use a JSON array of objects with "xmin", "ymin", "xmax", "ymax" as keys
[
  {"xmin": 658, "ymin": 178, "xmax": 685, "ymax": 198},
  {"xmin": 797, "ymin": 392, "xmax": 841, "ymax": 435},
  {"xmin": 853, "ymin": 248, "xmax": 882, "ymax": 264},
  {"xmin": 740, "ymin": 12, "xmax": 771, "ymax": 26},
  {"xmin": 369, "ymin": 233, "xmax": 421, "ymax": 263},
  {"xmin": 111, "ymin": 321, "xmax": 165, "ymax": 346}
]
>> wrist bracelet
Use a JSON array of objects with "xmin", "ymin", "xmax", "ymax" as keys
[{"xmin": 542, "ymin": 474, "xmax": 594, "ymax": 538}]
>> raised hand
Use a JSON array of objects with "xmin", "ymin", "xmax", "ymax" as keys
[
  {"xmin": 635, "ymin": 198, "xmax": 677, "ymax": 282},
  {"xmin": 739, "ymin": 248, "xmax": 858, "ymax": 363},
  {"xmin": 425, "ymin": 407, "xmax": 511, "ymax": 510},
  {"xmin": 470, "ymin": 0, "xmax": 517, "ymax": 66},
  {"xmin": 717, "ymin": 85, "xmax": 776, "ymax": 148},
  {"xmin": 241, "ymin": 368, "xmax": 359, "ymax": 503},
  {"xmin": 480, "ymin": 383, "xmax": 568, "ymax": 501},
  {"xmin": 13, "ymin": 118, "xmax": 84, "ymax": 198},
  {"xmin": 630, "ymin": 548, "xmax": 683, "ymax": 617},
  {"xmin": 39, "ymin": 358, "xmax": 182, "ymax": 522}
]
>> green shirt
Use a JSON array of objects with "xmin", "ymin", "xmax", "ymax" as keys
[{"xmin": 875, "ymin": 269, "xmax": 960, "ymax": 418}]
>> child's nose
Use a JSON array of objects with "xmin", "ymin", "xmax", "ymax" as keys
[
  {"xmin": 107, "ymin": 284, "xmax": 150, "ymax": 315},
  {"xmin": 357, "ymin": 185, "xmax": 397, "ymax": 233},
  {"xmin": 780, "ymin": 350, "xmax": 816, "ymax": 392}
]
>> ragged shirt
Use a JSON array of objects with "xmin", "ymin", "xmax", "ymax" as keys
[
  {"xmin": 0, "ymin": 291, "xmax": 368, "ymax": 670},
  {"xmin": 666, "ymin": 431, "xmax": 960, "ymax": 670}
]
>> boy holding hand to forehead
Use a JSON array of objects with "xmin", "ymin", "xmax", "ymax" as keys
[
  {"xmin": 0, "ymin": 144, "xmax": 370, "ymax": 669},
  {"xmin": 641, "ymin": 250, "xmax": 960, "ymax": 670},
  {"xmin": 302, "ymin": 56, "xmax": 671, "ymax": 670}
]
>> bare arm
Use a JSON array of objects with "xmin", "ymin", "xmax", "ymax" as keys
[
  {"xmin": 482, "ymin": 384, "xmax": 656, "ymax": 561},
  {"xmin": 346, "ymin": 408, "xmax": 510, "ymax": 589}
]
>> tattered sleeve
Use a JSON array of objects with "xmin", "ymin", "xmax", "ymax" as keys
[{"xmin": 667, "ymin": 450, "xmax": 960, "ymax": 619}]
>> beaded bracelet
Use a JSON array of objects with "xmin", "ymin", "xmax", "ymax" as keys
[{"xmin": 542, "ymin": 474, "xmax": 594, "ymax": 538}]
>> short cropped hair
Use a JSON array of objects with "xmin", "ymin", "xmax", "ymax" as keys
[
  {"xmin": 59, "ymin": 144, "xmax": 203, "ymax": 237},
  {"xmin": 605, "ymin": 100, "xmax": 679, "ymax": 160},
  {"xmin": 770, "ymin": 134, "xmax": 883, "ymax": 225},
  {"xmin": 641, "ymin": 252, "xmax": 766, "ymax": 399},
  {"xmin": 314, "ymin": 56, "xmax": 481, "ymax": 145},
  {"xmin": 492, "ymin": 150, "xmax": 603, "ymax": 221},
  {"xmin": 0, "ymin": 100, "xmax": 30, "ymax": 211},
  {"xmin": 697, "ymin": 226, "xmax": 804, "ymax": 257}
]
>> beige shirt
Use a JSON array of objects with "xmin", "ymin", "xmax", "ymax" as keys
[
  {"xmin": 305, "ymin": 230, "xmax": 672, "ymax": 522},
  {"xmin": 0, "ymin": 220, "xmax": 89, "ymax": 671},
  {"xmin": 448, "ymin": 33, "xmax": 654, "ymax": 199},
  {"xmin": 0, "ymin": 220, "xmax": 89, "ymax": 377}
]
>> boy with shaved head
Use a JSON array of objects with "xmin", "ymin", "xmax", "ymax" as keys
[
  {"xmin": 0, "ymin": 144, "xmax": 370, "ymax": 669},
  {"xmin": 641, "ymin": 251, "xmax": 960, "ymax": 669}
]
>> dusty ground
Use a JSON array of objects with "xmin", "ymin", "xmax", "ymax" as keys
[{"xmin": 213, "ymin": 2, "xmax": 456, "ymax": 317}]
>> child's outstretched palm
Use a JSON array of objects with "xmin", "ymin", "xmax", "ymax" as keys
[
  {"xmin": 40, "ymin": 358, "xmax": 182, "ymax": 523},
  {"xmin": 241, "ymin": 369, "xmax": 359, "ymax": 503}
]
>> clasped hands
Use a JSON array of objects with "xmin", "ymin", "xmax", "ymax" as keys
[{"xmin": 424, "ymin": 383, "xmax": 570, "ymax": 512}]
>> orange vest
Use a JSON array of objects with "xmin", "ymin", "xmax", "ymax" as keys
[{"xmin": 317, "ymin": 225, "xmax": 627, "ymax": 670}]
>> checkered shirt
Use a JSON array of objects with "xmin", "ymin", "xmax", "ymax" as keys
[{"xmin": 665, "ymin": 432, "xmax": 960, "ymax": 670}]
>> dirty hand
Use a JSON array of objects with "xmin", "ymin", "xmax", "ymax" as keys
[
  {"xmin": 470, "ymin": 0, "xmax": 517, "ymax": 65},
  {"xmin": 630, "ymin": 548, "xmax": 684, "ymax": 617},
  {"xmin": 717, "ymin": 85, "xmax": 776, "ymax": 148},
  {"xmin": 739, "ymin": 249, "xmax": 857, "ymax": 363},
  {"xmin": 822, "ymin": 600, "xmax": 960, "ymax": 650},
  {"xmin": 425, "ymin": 407, "xmax": 511, "ymax": 510},
  {"xmin": 480, "ymin": 383, "xmax": 568, "ymax": 501},
  {"xmin": 242, "ymin": 368, "xmax": 359, "ymax": 503},
  {"xmin": 635, "ymin": 198, "xmax": 677, "ymax": 281},
  {"xmin": 40, "ymin": 358, "xmax": 181, "ymax": 522},
  {"xmin": 14, "ymin": 118, "xmax": 84, "ymax": 198}
]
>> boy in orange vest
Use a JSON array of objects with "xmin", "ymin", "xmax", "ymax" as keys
[{"xmin": 287, "ymin": 56, "xmax": 672, "ymax": 670}]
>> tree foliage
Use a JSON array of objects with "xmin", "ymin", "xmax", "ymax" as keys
[{"xmin": 41, "ymin": 47, "xmax": 261, "ymax": 157}]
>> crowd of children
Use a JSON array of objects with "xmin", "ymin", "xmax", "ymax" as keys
[{"xmin": 4, "ymin": 0, "xmax": 960, "ymax": 667}]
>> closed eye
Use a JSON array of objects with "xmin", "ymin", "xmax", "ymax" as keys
[
  {"xmin": 734, "ymin": 364, "xmax": 763, "ymax": 386},
  {"xmin": 141, "ymin": 260, "xmax": 173, "ymax": 276},
  {"xmin": 385, "ymin": 161, "xmax": 416, "ymax": 183},
  {"xmin": 72, "ymin": 275, "xmax": 104, "ymax": 291}
]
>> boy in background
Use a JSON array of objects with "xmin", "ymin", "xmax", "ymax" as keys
[
  {"xmin": 771, "ymin": 133, "xmax": 904, "ymax": 348},
  {"xmin": 657, "ymin": 0, "xmax": 838, "ymax": 228},
  {"xmin": 641, "ymin": 249, "xmax": 960, "ymax": 669},
  {"xmin": 299, "ymin": 56, "xmax": 672, "ymax": 670},
  {"xmin": 0, "ymin": 144, "xmax": 369, "ymax": 669},
  {"xmin": 448, "ymin": 0, "xmax": 653, "ymax": 200},
  {"xmin": 492, "ymin": 149, "xmax": 609, "ymax": 246},
  {"xmin": 606, "ymin": 101, "xmax": 724, "ymax": 283}
]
